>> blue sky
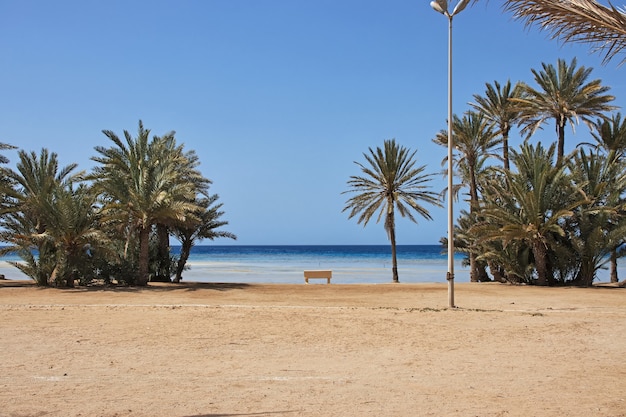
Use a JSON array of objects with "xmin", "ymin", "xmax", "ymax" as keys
[{"xmin": 1, "ymin": 1, "xmax": 625, "ymax": 245}]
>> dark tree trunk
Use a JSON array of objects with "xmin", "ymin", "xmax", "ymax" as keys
[
  {"xmin": 574, "ymin": 256, "xmax": 596, "ymax": 287},
  {"xmin": 66, "ymin": 272, "xmax": 75, "ymax": 288},
  {"xmin": 477, "ymin": 261, "xmax": 491, "ymax": 282},
  {"xmin": 388, "ymin": 210, "xmax": 399, "ymax": 283},
  {"xmin": 502, "ymin": 129, "xmax": 510, "ymax": 172},
  {"xmin": 557, "ymin": 120, "xmax": 566, "ymax": 165},
  {"xmin": 174, "ymin": 238, "xmax": 193, "ymax": 283},
  {"xmin": 138, "ymin": 226, "xmax": 150, "ymax": 286},
  {"xmin": 154, "ymin": 223, "xmax": 171, "ymax": 282}
]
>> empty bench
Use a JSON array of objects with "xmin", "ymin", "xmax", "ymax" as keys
[{"xmin": 304, "ymin": 270, "xmax": 332, "ymax": 284}]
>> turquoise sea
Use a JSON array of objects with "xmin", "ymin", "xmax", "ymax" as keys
[
  {"xmin": 1, "ymin": 244, "xmax": 623, "ymax": 284},
  {"xmin": 171, "ymin": 245, "xmax": 468, "ymax": 284}
]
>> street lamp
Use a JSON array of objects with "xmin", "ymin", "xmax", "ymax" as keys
[{"xmin": 430, "ymin": 0, "xmax": 469, "ymax": 308}]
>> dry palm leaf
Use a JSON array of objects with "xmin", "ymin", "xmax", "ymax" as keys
[{"xmin": 503, "ymin": 0, "xmax": 626, "ymax": 65}]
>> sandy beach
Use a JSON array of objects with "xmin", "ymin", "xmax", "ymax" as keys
[{"xmin": 0, "ymin": 280, "xmax": 625, "ymax": 417}]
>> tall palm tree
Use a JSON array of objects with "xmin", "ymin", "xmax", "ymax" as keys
[
  {"xmin": 503, "ymin": 0, "xmax": 626, "ymax": 65},
  {"xmin": 513, "ymin": 57, "xmax": 616, "ymax": 164},
  {"xmin": 434, "ymin": 111, "xmax": 501, "ymax": 207},
  {"xmin": 472, "ymin": 142, "xmax": 586, "ymax": 285},
  {"xmin": 171, "ymin": 195, "xmax": 237, "ymax": 283},
  {"xmin": 433, "ymin": 111, "xmax": 500, "ymax": 281},
  {"xmin": 150, "ymin": 132, "xmax": 210, "ymax": 282},
  {"xmin": 343, "ymin": 139, "xmax": 441, "ymax": 283},
  {"xmin": 470, "ymin": 80, "xmax": 525, "ymax": 171},
  {"xmin": 90, "ymin": 121, "xmax": 201, "ymax": 286}
]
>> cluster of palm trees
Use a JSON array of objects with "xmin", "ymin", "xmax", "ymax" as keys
[
  {"xmin": 0, "ymin": 121, "xmax": 235, "ymax": 287},
  {"xmin": 439, "ymin": 57, "xmax": 626, "ymax": 285},
  {"xmin": 343, "ymin": 56, "xmax": 626, "ymax": 286},
  {"xmin": 343, "ymin": 1, "xmax": 626, "ymax": 286}
]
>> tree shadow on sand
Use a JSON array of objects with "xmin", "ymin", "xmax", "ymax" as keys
[
  {"xmin": 0, "ymin": 280, "xmax": 252, "ymax": 292},
  {"xmin": 184, "ymin": 412, "xmax": 300, "ymax": 417},
  {"xmin": 81, "ymin": 282, "xmax": 253, "ymax": 293}
]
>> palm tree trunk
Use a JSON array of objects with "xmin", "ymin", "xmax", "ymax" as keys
[
  {"xmin": 575, "ymin": 255, "xmax": 596, "ymax": 287},
  {"xmin": 49, "ymin": 265, "xmax": 59, "ymax": 287},
  {"xmin": 138, "ymin": 225, "xmax": 150, "ymax": 286},
  {"xmin": 390, "ymin": 236, "xmax": 399, "ymax": 283},
  {"xmin": 468, "ymin": 171, "xmax": 486, "ymax": 282},
  {"xmin": 557, "ymin": 119, "xmax": 566, "ymax": 165},
  {"xmin": 388, "ymin": 210, "xmax": 399, "ymax": 283},
  {"xmin": 532, "ymin": 240, "xmax": 549, "ymax": 286},
  {"xmin": 155, "ymin": 223, "xmax": 171, "ymax": 282},
  {"xmin": 502, "ymin": 130, "xmax": 510, "ymax": 171},
  {"xmin": 469, "ymin": 254, "xmax": 479, "ymax": 282},
  {"xmin": 174, "ymin": 238, "xmax": 193, "ymax": 283},
  {"xmin": 610, "ymin": 247, "xmax": 618, "ymax": 283}
]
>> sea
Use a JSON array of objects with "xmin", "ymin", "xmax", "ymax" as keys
[
  {"xmin": 0, "ymin": 244, "xmax": 623, "ymax": 284},
  {"xmin": 171, "ymin": 245, "xmax": 467, "ymax": 284}
]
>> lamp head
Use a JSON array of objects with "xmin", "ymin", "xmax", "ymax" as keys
[
  {"xmin": 430, "ymin": 0, "xmax": 448, "ymax": 15},
  {"xmin": 451, "ymin": 0, "xmax": 470, "ymax": 15}
]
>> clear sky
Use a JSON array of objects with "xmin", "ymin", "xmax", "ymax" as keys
[{"xmin": 1, "ymin": 1, "xmax": 625, "ymax": 245}]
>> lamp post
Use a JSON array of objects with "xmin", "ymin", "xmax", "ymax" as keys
[{"xmin": 430, "ymin": 0, "xmax": 469, "ymax": 308}]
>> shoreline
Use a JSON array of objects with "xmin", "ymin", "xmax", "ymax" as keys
[
  {"xmin": 3, "ymin": 260, "xmax": 625, "ymax": 285},
  {"xmin": 0, "ymin": 259, "xmax": 474, "ymax": 284}
]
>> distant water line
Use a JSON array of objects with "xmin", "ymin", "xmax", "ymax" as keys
[{"xmin": 172, "ymin": 244, "xmax": 467, "ymax": 284}]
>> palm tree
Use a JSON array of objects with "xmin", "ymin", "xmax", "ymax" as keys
[
  {"xmin": 586, "ymin": 113, "xmax": 626, "ymax": 163},
  {"xmin": 566, "ymin": 149, "xmax": 626, "ymax": 286},
  {"xmin": 433, "ymin": 111, "xmax": 500, "ymax": 281},
  {"xmin": 0, "ymin": 210, "xmax": 56, "ymax": 285},
  {"xmin": 0, "ymin": 142, "xmax": 17, "ymax": 214},
  {"xmin": 150, "ymin": 133, "xmax": 210, "ymax": 282},
  {"xmin": 581, "ymin": 113, "xmax": 626, "ymax": 282},
  {"xmin": 41, "ymin": 183, "xmax": 111, "ymax": 287},
  {"xmin": 513, "ymin": 57, "xmax": 616, "ymax": 164},
  {"xmin": 343, "ymin": 139, "xmax": 441, "ymax": 283},
  {"xmin": 470, "ymin": 80, "xmax": 525, "ymax": 171},
  {"xmin": 90, "ymin": 121, "xmax": 201, "ymax": 286},
  {"xmin": 171, "ymin": 195, "xmax": 237, "ymax": 283},
  {"xmin": 503, "ymin": 0, "xmax": 626, "ymax": 65},
  {"xmin": 0, "ymin": 149, "xmax": 82, "ymax": 285},
  {"xmin": 3, "ymin": 149, "xmax": 81, "ymax": 233},
  {"xmin": 434, "ymin": 111, "xmax": 500, "ymax": 206},
  {"xmin": 472, "ymin": 142, "xmax": 586, "ymax": 285}
]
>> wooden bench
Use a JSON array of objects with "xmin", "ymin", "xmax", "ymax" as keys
[{"xmin": 304, "ymin": 270, "xmax": 332, "ymax": 284}]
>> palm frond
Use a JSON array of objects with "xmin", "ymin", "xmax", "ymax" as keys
[{"xmin": 504, "ymin": 0, "xmax": 626, "ymax": 65}]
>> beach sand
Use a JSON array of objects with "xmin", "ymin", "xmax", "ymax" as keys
[{"xmin": 0, "ymin": 280, "xmax": 624, "ymax": 417}]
